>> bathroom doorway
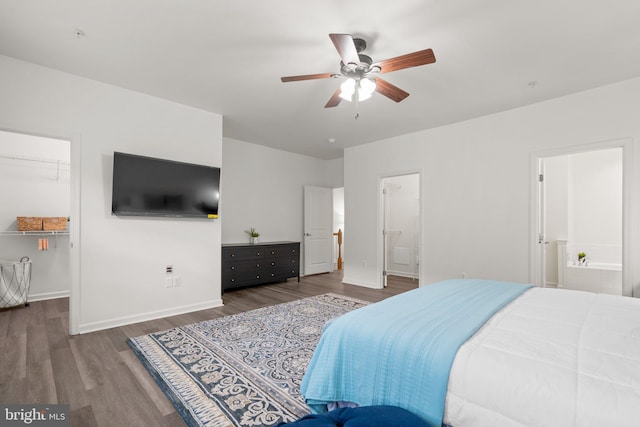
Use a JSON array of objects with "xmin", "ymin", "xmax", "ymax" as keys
[
  {"xmin": 532, "ymin": 139, "xmax": 631, "ymax": 296},
  {"xmin": 381, "ymin": 173, "xmax": 420, "ymax": 287}
]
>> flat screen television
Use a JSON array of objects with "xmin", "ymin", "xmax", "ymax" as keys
[{"xmin": 111, "ymin": 151, "xmax": 220, "ymax": 218}]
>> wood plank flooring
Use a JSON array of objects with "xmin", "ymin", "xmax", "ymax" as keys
[{"xmin": 0, "ymin": 271, "xmax": 417, "ymax": 427}]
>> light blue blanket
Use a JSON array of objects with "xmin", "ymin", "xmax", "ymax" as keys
[{"xmin": 301, "ymin": 279, "xmax": 532, "ymax": 426}]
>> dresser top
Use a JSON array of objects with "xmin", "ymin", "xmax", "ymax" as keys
[{"xmin": 222, "ymin": 241, "xmax": 300, "ymax": 248}]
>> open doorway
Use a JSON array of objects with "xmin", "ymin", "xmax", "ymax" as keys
[
  {"xmin": 0, "ymin": 129, "xmax": 71, "ymax": 302},
  {"xmin": 0, "ymin": 127, "xmax": 79, "ymax": 334},
  {"xmin": 532, "ymin": 139, "xmax": 631, "ymax": 296},
  {"xmin": 381, "ymin": 174, "xmax": 420, "ymax": 287},
  {"xmin": 333, "ymin": 187, "xmax": 344, "ymax": 270}
]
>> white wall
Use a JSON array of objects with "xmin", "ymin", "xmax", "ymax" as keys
[
  {"xmin": 0, "ymin": 131, "xmax": 70, "ymax": 300},
  {"xmin": 344, "ymin": 76, "xmax": 640, "ymax": 296},
  {"xmin": 221, "ymin": 138, "xmax": 329, "ymax": 251},
  {"xmin": 0, "ymin": 55, "xmax": 223, "ymax": 333},
  {"xmin": 325, "ymin": 158, "xmax": 345, "ymax": 188},
  {"xmin": 569, "ymin": 148, "xmax": 622, "ymax": 251}
]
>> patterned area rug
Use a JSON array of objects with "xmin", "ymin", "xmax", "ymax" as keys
[{"xmin": 127, "ymin": 293, "xmax": 369, "ymax": 427}]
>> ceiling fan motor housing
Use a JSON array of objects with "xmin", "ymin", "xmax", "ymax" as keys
[
  {"xmin": 353, "ymin": 37, "xmax": 367, "ymax": 53},
  {"xmin": 341, "ymin": 54, "xmax": 375, "ymax": 77}
]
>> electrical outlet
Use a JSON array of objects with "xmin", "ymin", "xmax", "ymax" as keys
[
  {"xmin": 165, "ymin": 277, "xmax": 173, "ymax": 288},
  {"xmin": 173, "ymin": 276, "xmax": 181, "ymax": 287}
]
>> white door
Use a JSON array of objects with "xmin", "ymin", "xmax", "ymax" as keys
[{"xmin": 304, "ymin": 185, "xmax": 333, "ymax": 275}]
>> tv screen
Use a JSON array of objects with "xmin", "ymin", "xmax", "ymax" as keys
[{"xmin": 111, "ymin": 151, "xmax": 220, "ymax": 218}]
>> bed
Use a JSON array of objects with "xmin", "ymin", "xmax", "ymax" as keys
[{"xmin": 300, "ymin": 279, "xmax": 640, "ymax": 427}]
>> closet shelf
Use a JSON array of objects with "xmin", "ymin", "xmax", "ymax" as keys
[{"xmin": 0, "ymin": 230, "xmax": 69, "ymax": 236}]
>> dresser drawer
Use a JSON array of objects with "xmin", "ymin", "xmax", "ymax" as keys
[
  {"xmin": 265, "ymin": 244, "xmax": 299, "ymax": 258},
  {"xmin": 222, "ymin": 261, "xmax": 265, "ymax": 287},
  {"xmin": 222, "ymin": 246, "xmax": 264, "ymax": 261}
]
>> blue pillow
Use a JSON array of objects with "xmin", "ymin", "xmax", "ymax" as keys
[{"xmin": 278, "ymin": 405, "xmax": 429, "ymax": 427}]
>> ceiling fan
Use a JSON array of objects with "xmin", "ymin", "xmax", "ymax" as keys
[{"xmin": 281, "ymin": 33, "xmax": 436, "ymax": 109}]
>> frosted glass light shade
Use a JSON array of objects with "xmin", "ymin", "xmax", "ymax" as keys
[
  {"xmin": 339, "ymin": 78, "xmax": 356, "ymax": 101},
  {"xmin": 359, "ymin": 78, "xmax": 376, "ymax": 96}
]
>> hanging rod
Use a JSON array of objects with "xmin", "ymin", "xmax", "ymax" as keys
[{"xmin": 0, "ymin": 153, "xmax": 70, "ymax": 166}]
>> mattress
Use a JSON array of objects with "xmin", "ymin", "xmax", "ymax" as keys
[{"xmin": 444, "ymin": 287, "xmax": 640, "ymax": 426}]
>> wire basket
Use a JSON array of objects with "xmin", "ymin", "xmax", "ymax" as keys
[
  {"xmin": 17, "ymin": 217, "xmax": 43, "ymax": 231},
  {"xmin": 43, "ymin": 217, "xmax": 68, "ymax": 231},
  {"xmin": 0, "ymin": 256, "xmax": 32, "ymax": 308}
]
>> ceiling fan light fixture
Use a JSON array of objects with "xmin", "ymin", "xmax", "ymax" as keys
[{"xmin": 339, "ymin": 77, "xmax": 376, "ymax": 102}]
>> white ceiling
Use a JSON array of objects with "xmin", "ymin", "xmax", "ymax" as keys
[{"xmin": 1, "ymin": 0, "xmax": 639, "ymax": 160}]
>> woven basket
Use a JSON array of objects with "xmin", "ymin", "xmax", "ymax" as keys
[
  {"xmin": 43, "ymin": 217, "xmax": 68, "ymax": 231},
  {"xmin": 17, "ymin": 217, "xmax": 43, "ymax": 231}
]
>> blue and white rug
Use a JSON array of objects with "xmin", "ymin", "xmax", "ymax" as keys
[{"xmin": 128, "ymin": 293, "xmax": 369, "ymax": 427}]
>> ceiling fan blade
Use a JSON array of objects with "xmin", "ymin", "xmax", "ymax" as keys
[
  {"xmin": 375, "ymin": 49, "xmax": 436, "ymax": 74},
  {"xmin": 375, "ymin": 78, "xmax": 410, "ymax": 103},
  {"xmin": 281, "ymin": 73, "xmax": 336, "ymax": 83},
  {"xmin": 324, "ymin": 87, "xmax": 343, "ymax": 108},
  {"xmin": 329, "ymin": 33, "xmax": 360, "ymax": 66}
]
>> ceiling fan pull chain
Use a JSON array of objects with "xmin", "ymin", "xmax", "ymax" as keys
[{"xmin": 354, "ymin": 89, "xmax": 360, "ymax": 119}]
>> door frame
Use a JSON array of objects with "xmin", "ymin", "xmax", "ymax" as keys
[
  {"xmin": 529, "ymin": 138, "xmax": 633, "ymax": 296},
  {"xmin": 378, "ymin": 170, "xmax": 422, "ymax": 289}
]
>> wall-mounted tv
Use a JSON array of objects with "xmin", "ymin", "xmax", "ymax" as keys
[{"xmin": 111, "ymin": 151, "xmax": 220, "ymax": 218}]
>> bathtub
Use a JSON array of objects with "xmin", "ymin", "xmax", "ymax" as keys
[
  {"xmin": 563, "ymin": 262, "xmax": 622, "ymax": 295},
  {"xmin": 557, "ymin": 241, "xmax": 622, "ymax": 295}
]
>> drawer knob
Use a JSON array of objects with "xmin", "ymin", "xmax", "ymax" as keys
[
  {"xmin": 256, "ymin": 275, "xmax": 260, "ymax": 279},
  {"xmin": 231, "ymin": 266, "xmax": 235, "ymax": 270}
]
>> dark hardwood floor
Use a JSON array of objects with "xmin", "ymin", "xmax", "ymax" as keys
[{"xmin": 0, "ymin": 271, "xmax": 417, "ymax": 427}]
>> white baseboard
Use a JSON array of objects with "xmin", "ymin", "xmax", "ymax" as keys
[
  {"xmin": 28, "ymin": 290, "xmax": 70, "ymax": 302},
  {"xmin": 386, "ymin": 270, "xmax": 419, "ymax": 280},
  {"xmin": 341, "ymin": 274, "xmax": 379, "ymax": 289},
  {"xmin": 77, "ymin": 299, "xmax": 224, "ymax": 334}
]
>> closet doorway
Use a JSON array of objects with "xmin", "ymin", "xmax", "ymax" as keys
[
  {"xmin": 381, "ymin": 173, "xmax": 420, "ymax": 287},
  {"xmin": 0, "ymin": 128, "xmax": 76, "ymax": 330}
]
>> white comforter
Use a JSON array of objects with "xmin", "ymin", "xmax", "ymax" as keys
[{"xmin": 444, "ymin": 287, "xmax": 640, "ymax": 426}]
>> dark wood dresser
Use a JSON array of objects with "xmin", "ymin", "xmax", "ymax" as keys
[{"xmin": 221, "ymin": 241, "xmax": 300, "ymax": 291}]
